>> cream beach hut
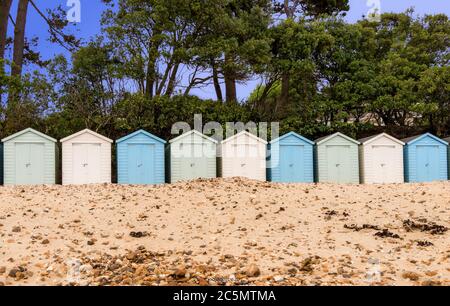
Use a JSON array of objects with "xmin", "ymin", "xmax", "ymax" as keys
[
  {"xmin": 167, "ymin": 130, "xmax": 217, "ymax": 183},
  {"xmin": 220, "ymin": 131, "xmax": 267, "ymax": 181},
  {"xmin": 1, "ymin": 128, "xmax": 57, "ymax": 185},
  {"xmin": 359, "ymin": 133, "xmax": 405, "ymax": 184},
  {"xmin": 61, "ymin": 129, "xmax": 112, "ymax": 185}
]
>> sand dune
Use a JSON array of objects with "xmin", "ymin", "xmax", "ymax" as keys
[{"xmin": 0, "ymin": 178, "xmax": 448, "ymax": 286}]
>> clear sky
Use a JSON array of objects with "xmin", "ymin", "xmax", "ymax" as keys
[{"xmin": 6, "ymin": 0, "xmax": 450, "ymax": 100}]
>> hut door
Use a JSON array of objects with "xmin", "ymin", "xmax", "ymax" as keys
[
  {"xmin": 15, "ymin": 143, "xmax": 45, "ymax": 185},
  {"xmin": 73, "ymin": 143, "xmax": 101, "ymax": 184},
  {"xmin": 327, "ymin": 145, "xmax": 351, "ymax": 183},
  {"xmin": 180, "ymin": 143, "xmax": 207, "ymax": 180},
  {"xmin": 233, "ymin": 144, "xmax": 259, "ymax": 178},
  {"xmin": 128, "ymin": 144, "xmax": 154, "ymax": 184},
  {"xmin": 372, "ymin": 145, "xmax": 395, "ymax": 183},
  {"xmin": 417, "ymin": 145, "xmax": 439, "ymax": 182},
  {"xmin": 280, "ymin": 145, "xmax": 304, "ymax": 182}
]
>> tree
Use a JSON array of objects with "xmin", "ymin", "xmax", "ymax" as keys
[
  {"xmin": 102, "ymin": 0, "xmax": 272, "ymax": 103},
  {"xmin": 0, "ymin": 0, "xmax": 13, "ymax": 65},
  {"xmin": 48, "ymin": 42, "xmax": 125, "ymax": 133},
  {"xmin": 270, "ymin": 0, "xmax": 349, "ymax": 117},
  {"xmin": 102, "ymin": 0, "xmax": 202, "ymax": 98},
  {"xmin": 11, "ymin": 0, "xmax": 29, "ymax": 77},
  {"xmin": 9, "ymin": 0, "xmax": 80, "ymax": 78}
]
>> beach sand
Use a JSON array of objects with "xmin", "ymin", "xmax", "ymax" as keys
[{"xmin": 0, "ymin": 178, "xmax": 448, "ymax": 286}]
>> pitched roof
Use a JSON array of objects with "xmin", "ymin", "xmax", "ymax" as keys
[
  {"xmin": 221, "ymin": 131, "xmax": 268, "ymax": 145},
  {"xmin": 359, "ymin": 133, "xmax": 404, "ymax": 146},
  {"xmin": 60, "ymin": 129, "xmax": 113, "ymax": 143},
  {"xmin": 401, "ymin": 133, "xmax": 448, "ymax": 146},
  {"xmin": 315, "ymin": 132, "xmax": 360, "ymax": 145},
  {"xmin": 2, "ymin": 128, "xmax": 56, "ymax": 143},
  {"xmin": 270, "ymin": 131, "xmax": 314, "ymax": 145},
  {"xmin": 169, "ymin": 130, "xmax": 218, "ymax": 144},
  {"xmin": 116, "ymin": 129, "xmax": 166, "ymax": 144}
]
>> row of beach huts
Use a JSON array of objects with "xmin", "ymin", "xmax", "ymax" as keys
[{"xmin": 0, "ymin": 128, "xmax": 449, "ymax": 186}]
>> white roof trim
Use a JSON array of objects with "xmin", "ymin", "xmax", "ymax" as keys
[
  {"xmin": 60, "ymin": 129, "xmax": 113, "ymax": 143},
  {"xmin": 221, "ymin": 131, "xmax": 268, "ymax": 145},
  {"xmin": 360, "ymin": 133, "xmax": 405, "ymax": 146},
  {"xmin": 2, "ymin": 128, "xmax": 56, "ymax": 143},
  {"xmin": 169, "ymin": 130, "xmax": 218, "ymax": 144},
  {"xmin": 316, "ymin": 132, "xmax": 360, "ymax": 146}
]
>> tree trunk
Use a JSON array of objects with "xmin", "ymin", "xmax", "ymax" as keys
[
  {"xmin": 156, "ymin": 60, "xmax": 173, "ymax": 96},
  {"xmin": 276, "ymin": 72, "xmax": 290, "ymax": 117},
  {"xmin": 224, "ymin": 54, "xmax": 237, "ymax": 103},
  {"xmin": 0, "ymin": 0, "xmax": 12, "ymax": 63},
  {"xmin": 276, "ymin": 1, "xmax": 295, "ymax": 118},
  {"xmin": 144, "ymin": 61, "xmax": 155, "ymax": 98},
  {"xmin": 212, "ymin": 61, "xmax": 223, "ymax": 102},
  {"xmin": 144, "ymin": 30, "xmax": 162, "ymax": 99},
  {"xmin": 11, "ymin": 0, "xmax": 29, "ymax": 77},
  {"xmin": 164, "ymin": 62, "xmax": 179, "ymax": 97},
  {"xmin": 225, "ymin": 75, "xmax": 237, "ymax": 103}
]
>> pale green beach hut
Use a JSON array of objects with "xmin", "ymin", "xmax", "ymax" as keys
[
  {"xmin": 1, "ymin": 128, "xmax": 57, "ymax": 185},
  {"xmin": 314, "ymin": 132, "xmax": 360, "ymax": 184}
]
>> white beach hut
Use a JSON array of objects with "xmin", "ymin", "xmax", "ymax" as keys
[
  {"xmin": 61, "ymin": 129, "xmax": 113, "ymax": 185},
  {"xmin": 220, "ymin": 131, "xmax": 267, "ymax": 181},
  {"xmin": 359, "ymin": 133, "xmax": 405, "ymax": 184}
]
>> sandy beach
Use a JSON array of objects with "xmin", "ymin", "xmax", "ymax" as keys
[{"xmin": 0, "ymin": 178, "xmax": 448, "ymax": 286}]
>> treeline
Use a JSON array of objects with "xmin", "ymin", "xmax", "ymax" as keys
[{"xmin": 0, "ymin": 0, "xmax": 449, "ymax": 142}]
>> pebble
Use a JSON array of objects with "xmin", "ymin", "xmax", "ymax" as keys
[
  {"xmin": 274, "ymin": 276, "xmax": 284, "ymax": 282},
  {"xmin": 173, "ymin": 266, "xmax": 187, "ymax": 279},
  {"xmin": 402, "ymin": 271, "xmax": 421, "ymax": 281},
  {"xmin": 245, "ymin": 264, "xmax": 261, "ymax": 277}
]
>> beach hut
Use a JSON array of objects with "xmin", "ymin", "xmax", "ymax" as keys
[
  {"xmin": 0, "ymin": 142, "xmax": 3, "ymax": 185},
  {"xmin": 402, "ymin": 133, "xmax": 448, "ymax": 183},
  {"xmin": 314, "ymin": 132, "xmax": 360, "ymax": 184},
  {"xmin": 220, "ymin": 131, "xmax": 267, "ymax": 181},
  {"xmin": 443, "ymin": 136, "xmax": 450, "ymax": 178},
  {"xmin": 61, "ymin": 129, "xmax": 112, "ymax": 185},
  {"xmin": 116, "ymin": 130, "xmax": 166, "ymax": 185},
  {"xmin": 1, "ymin": 128, "xmax": 57, "ymax": 185},
  {"xmin": 268, "ymin": 132, "xmax": 314, "ymax": 183},
  {"xmin": 167, "ymin": 130, "xmax": 217, "ymax": 183},
  {"xmin": 359, "ymin": 133, "xmax": 405, "ymax": 184}
]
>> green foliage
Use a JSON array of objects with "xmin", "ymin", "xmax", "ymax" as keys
[{"xmin": 0, "ymin": 8, "xmax": 449, "ymax": 142}]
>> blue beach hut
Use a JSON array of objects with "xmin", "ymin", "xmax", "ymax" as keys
[
  {"xmin": 116, "ymin": 130, "xmax": 166, "ymax": 185},
  {"xmin": 268, "ymin": 132, "xmax": 314, "ymax": 183},
  {"xmin": 402, "ymin": 133, "xmax": 448, "ymax": 183}
]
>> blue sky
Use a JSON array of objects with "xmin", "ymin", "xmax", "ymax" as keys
[{"xmin": 6, "ymin": 0, "xmax": 450, "ymax": 100}]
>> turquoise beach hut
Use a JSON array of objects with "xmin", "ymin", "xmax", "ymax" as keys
[
  {"xmin": 117, "ymin": 130, "xmax": 166, "ymax": 185},
  {"xmin": 1, "ymin": 128, "xmax": 57, "ymax": 185},
  {"xmin": 268, "ymin": 132, "xmax": 314, "ymax": 183},
  {"xmin": 402, "ymin": 133, "xmax": 448, "ymax": 182},
  {"xmin": 443, "ymin": 136, "xmax": 450, "ymax": 178}
]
